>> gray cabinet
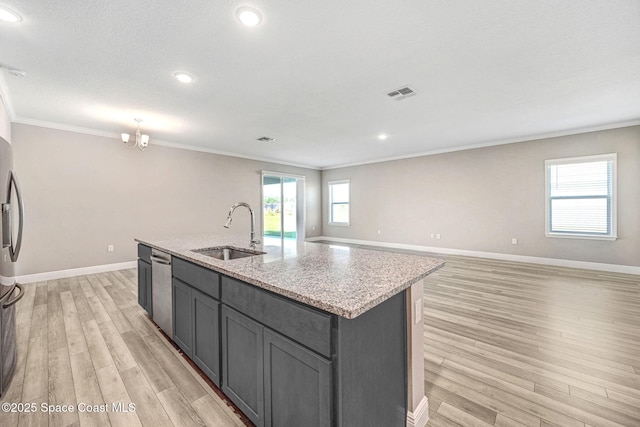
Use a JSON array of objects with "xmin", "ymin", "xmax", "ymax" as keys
[
  {"xmin": 172, "ymin": 278, "xmax": 193, "ymax": 355},
  {"xmin": 221, "ymin": 306, "xmax": 264, "ymax": 426},
  {"xmin": 264, "ymin": 329, "xmax": 332, "ymax": 427},
  {"xmin": 172, "ymin": 259, "xmax": 221, "ymax": 387},
  {"xmin": 221, "ymin": 305, "xmax": 333, "ymax": 427},
  {"xmin": 137, "ymin": 245, "xmax": 152, "ymax": 315},
  {"xmin": 192, "ymin": 289, "xmax": 220, "ymax": 384}
]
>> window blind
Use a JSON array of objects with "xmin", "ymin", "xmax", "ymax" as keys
[
  {"xmin": 329, "ymin": 181, "xmax": 350, "ymax": 224},
  {"xmin": 546, "ymin": 155, "xmax": 615, "ymax": 237}
]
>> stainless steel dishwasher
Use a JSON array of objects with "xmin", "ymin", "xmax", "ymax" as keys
[{"xmin": 150, "ymin": 249, "xmax": 172, "ymax": 338}]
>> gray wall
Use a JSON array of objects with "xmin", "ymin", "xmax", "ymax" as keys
[
  {"xmin": 10, "ymin": 120, "xmax": 640, "ymax": 275},
  {"xmin": 12, "ymin": 123, "xmax": 321, "ymax": 276},
  {"xmin": 322, "ymin": 126, "xmax": 640, "ymax": 267}
]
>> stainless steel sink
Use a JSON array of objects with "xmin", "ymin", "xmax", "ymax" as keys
[{"xmin": 191, "ymin": 246, "xmax": 266, "ymax": 261}]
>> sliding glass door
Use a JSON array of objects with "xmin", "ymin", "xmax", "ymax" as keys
[{"xmin": 262, "ymin": 172, "xmax": 305, "ymax": 243}]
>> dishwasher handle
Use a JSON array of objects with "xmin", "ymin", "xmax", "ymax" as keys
[{"xmin": 150, "ymin": 254, "xmax": 171, "ymax": 265}]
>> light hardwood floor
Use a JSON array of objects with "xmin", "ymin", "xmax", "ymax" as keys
[
  {"xmin": 1, "ymin": 255, "xmax": 639, "ymax": 427},
  {"xmin": 422, "ymin": 256, "xmax": 640, "ymax": 427},
  {"xmin": 0, "ymin": 269, "xmax": 247, "ymax": 427}
]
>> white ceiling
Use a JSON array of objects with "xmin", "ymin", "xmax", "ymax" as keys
[{"xmin": 1, "ymin": 0, "xmax": 639, "ymax": 169}]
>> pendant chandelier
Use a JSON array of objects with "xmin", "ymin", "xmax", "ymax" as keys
[{"xmin": 121, "ymin": 118, "xmax": 149, "ymax": 151}]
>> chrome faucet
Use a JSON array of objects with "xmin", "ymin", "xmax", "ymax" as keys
[{"xmin": 224, "ymin": 202, "xmax": 261, "ymax": 248}]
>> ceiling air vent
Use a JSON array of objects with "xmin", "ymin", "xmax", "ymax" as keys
[
  {"xmin": 387, "ymin": 86, "xmax": 416, "ymax": 101},
  {"xmin": 256, "ymin": 136, "xmax": 275, "ymax": 142}
]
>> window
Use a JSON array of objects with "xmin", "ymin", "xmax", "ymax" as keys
[
  {"xmin": 329, "ymin": 180, "xmax": 350, "ymax": 225},
  {"xmin": 545, "ymin": 153, "xmax": 617, "ymax": 240}
]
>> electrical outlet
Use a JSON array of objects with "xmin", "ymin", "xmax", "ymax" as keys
[
  {"xmin": 430, "ymin": 233, "xmax": 435, "ymax": 239},
  {"xmin": 377, "ymin": 229, "xmax": 381, "ymax": 235},
  {"xmin": 511, "ymin": 238, "xmax": 518, "ymax": 245},
  {"xmin": 415, "ymin": 299, "xmax": 422, "ymax": 324},
  {"xmin": 312, "ymin": 226, "xmax": 315, "ymax": 231},
  {"xmin": 436, "ymin": 233, "xmax": 441, "ymax": 240},
  {"xmin": 107, "ymin": 245, "xmax": 114, "ymax": 252}
]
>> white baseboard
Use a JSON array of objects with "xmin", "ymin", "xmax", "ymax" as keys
[
  {"xmin": 16, "ymin": 261, "xmax": 137, "ymax": 284},
  {"xmin": 406, "ymin": 396, "xmax": 429, "ymax": 427},
  {"xmin": 306, "ymin": 236, "xmax": 640, "ymax": 275}
]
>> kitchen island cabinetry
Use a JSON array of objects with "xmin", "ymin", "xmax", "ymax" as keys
[
  {"xmin": 263, "ymin": 328, "xmax": 332, "ymax": 427},
  {"xmin": 172, "ymin": 257, "xmax": 221, "ymax": 386},
  {"xmin": 137, "ymin": 244, "xmax": 152, "ymax": 315},
  {"xmin": 170, "ymin": 257, "xmax": 405, "ymax": 427},
  {"xmin": 221, "ymin": 304, "xmax": 333, "ymax": 427},
  {"xmin": 136, "ymin": 235, "xmax": 445, "ymax": 427},
  {"xmin": 221, "ymin": 306, "xmax": 264, "ymax": 424}
]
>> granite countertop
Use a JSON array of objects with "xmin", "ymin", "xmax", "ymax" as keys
[{"xmin": 135, "ymin": 233, "xmax": 445, "ymax": 319}]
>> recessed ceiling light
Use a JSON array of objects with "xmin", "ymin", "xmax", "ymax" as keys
[
  {"xmin": 378, "ymin": 133, "xmax": 389, "ymax": 140},
  {"xmin": 236, "ymin": 7, "xmax": 262, "ymax": 27},
  {"xmin": 174, "ymin": 72, "xmax": 195, "ymax": 84},
  {"xmin": 0, "ymin": 5, "xmax": 22, "ymax": 23}
]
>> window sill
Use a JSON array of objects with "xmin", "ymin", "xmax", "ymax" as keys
[
  {"xmin": 545, "ymin": 232, "xmax": 617, "ymax": 241},
  {"xmin": 329, "ymin": 222, "xmax": 350, "ymax": 227}
]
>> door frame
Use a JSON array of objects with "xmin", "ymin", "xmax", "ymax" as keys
[{"xmin": 261, "ymin": 171, "xmax": 305, "ymax": 243}]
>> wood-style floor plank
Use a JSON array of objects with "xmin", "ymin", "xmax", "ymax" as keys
[
  {"xmin": 119, "ymin": 366, "xmax": 173, "ymax": 427},
  {"xmin": 95, "ymin": 364, "xmax": 142, "ymax": 427},
  {"xmin": 156, "ymin": 386, "xmax": 206, "ymax": 427},
  {"xmin": 68, "ymin": 350, "xmax": 110, "ymax": 427}
]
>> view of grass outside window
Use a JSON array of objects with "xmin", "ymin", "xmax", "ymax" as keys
[
  {"xmin": 263, "ymin": 175, "xmax": 298, "ymax": 239},
  {"xmin": 545, "ymin": 153, "xmax": 616, "ymax": 238},
  {"xmin": 329, "ymin": 180, "xmax": 350, "ymax": 225}
]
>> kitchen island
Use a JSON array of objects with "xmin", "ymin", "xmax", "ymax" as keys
[{"xmin": 136, "ymin": 234, "xmax": 444, "ymax": 427}]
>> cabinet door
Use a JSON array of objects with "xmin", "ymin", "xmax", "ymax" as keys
[
  {"xmin": 264, "ymin": 330, "xmax": 332, "ymax": 427},
  {"xmin": 192, "ymin": 289, "xmax": 220, "ymax": 386},
  {"xmin": 172, "ymin": 279, "xmax": 193, "ymax": 356},
  {"xmin": 222, "ymin": 306, "xmax": 264, "ymax": 427},
  {"xmin": 137, "ymin": 259, "xmax": 152, "ymax": 315}
]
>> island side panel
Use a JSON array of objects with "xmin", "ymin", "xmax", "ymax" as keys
[
  {"xmin": 406, "ymin": 279, "xmax": 428, "ymax": 427},
  {"xmin": 336, "ymin": 290, "xmax": 407, "ymax": 427}
]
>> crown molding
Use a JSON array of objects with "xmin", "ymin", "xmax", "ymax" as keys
[
  {"xmin": 321, "ymin": 119, "xmax": 640, "ymax": 170},
  {"xmin": 12, "ymin": 116, "xmax": 321, "ymax": 170},
  {"xmin": 13, "ymin": 116, "xmax": 120, "ymax": 139},
  {"xmin": 7, "ymin": 98, "xmax": 639, "ymax": 172},
  {"xmin": 149, "ymin": 138, "xmax": 321, "ymax": 170}
]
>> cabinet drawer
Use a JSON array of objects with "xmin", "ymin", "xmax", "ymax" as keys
[
  {"xmin": 221, "ymin": 276, "xmax": 332, "ymax": 358},
  {"xmin": 172, "ymin": 257, "xmax": 220, "ymax": 299},
  {"xmin": 138, "ymin": 244, "xmax": 152, "ymax": 263}
]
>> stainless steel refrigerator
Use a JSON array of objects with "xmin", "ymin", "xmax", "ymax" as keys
[{"xmin": 0, "ymin": 136, "xmax": 24, "ymax": 398}]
